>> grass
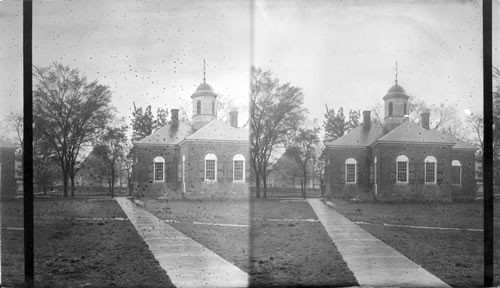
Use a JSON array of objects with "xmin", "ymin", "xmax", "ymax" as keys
[
  {"xmin": 145, "ymin": 198, "xmax": 358, "ymax": 287},
  {"xmin": 494, "ymin": 198, "xmax": 500, "ymax": 286},
  {"xmin": 1, "ymin": 200, "xmax": 24, "ymax": 287},
  {"xmin": 331, "ymin": 198, "xmax": 484, "ymax": 287},
  {"xmin": 2, "ymin": 198, "xmax": 175, "ymax": 288}
]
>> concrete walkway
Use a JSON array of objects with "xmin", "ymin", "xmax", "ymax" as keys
[
  {"xmin": 307, "ymin": 199, "xmax": 450, "ymax": 287},
  {"xmin": 115, "ymin": 197, "xmax": 248, "ymax": 288}
]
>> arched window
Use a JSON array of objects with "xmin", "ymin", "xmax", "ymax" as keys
[
  {"xmin": 424, "ymin": 156, "xmax": 437, "ymax": 184},
  {"xmin": 345, "ymin": 158, "xmax": 357, "ymax": 183},
  {"xmin": 452, "ymin": 160, "xmax": 462, "ymax": 185},
  {"xmin": 212, "ymin": 101, "xmax": 215, "ymax": 115},
  {"xmin": 153, "ymin": 156, "xmax": 165, "ymax": 182},
  {"xmin": 233, "ymin": 154, "xmax": 245, "ymax": 182},
  {"xmin": 396, "ymin": 155, "xmax": 409, "ymax": 183},
  {"xmin": 403, "ymin": 103, "xmax": 407, "ymax": 115},
  {"xmin": 197, "ymin": 100, "xmax": 201, "ymax": 115},
  {"xmin": 204, "ymin": 153, "xmax": 217, "ymax": 181},
  {"xmin": 388, "ymin": 102, "xmax": 393, "ymax": 116}
]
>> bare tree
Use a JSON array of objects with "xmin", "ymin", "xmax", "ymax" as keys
[
  {"xmin": 250, "ymin": 67, "xmax": 306, "ymax": 198},
  {"xmin": 33, "ymin": 63, "xmax": 113, "ymax": 197}
]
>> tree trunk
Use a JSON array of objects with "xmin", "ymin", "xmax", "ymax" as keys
[
  {"xmin": 70, "ymin": 176, "xmax": 75, "ymax": 197},
  {"xmin": 111, "ymin": 168, "xmax": 115, "ymax": 198},
  {"xmin": 254, "ymin": 172, "xmax": 261, "ymax": 198},
  {"xmin": 262, "ymin": 173, "xmax": 268, "ymax": 199},
  {"xmin": 62, "ymin": 171, "xmax": 69, "ymax": 197}
]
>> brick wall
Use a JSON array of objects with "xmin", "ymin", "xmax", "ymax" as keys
[
  {"xmin": 325, "ymin": 147, "xmax": 371, "ymax": 199},
  {"xmin": 450, "ymin": 149, "xmax": 476, "ymax": 200},
  {"xmin": 1, "ymin": 147, "xmax": 17, "ymax": 200},
  {"xmin": 180, "ymin": 141, "xmax": 250, "ymax": 199},
  {"xmin": 372, "ymin": 143, "xmax": 453, "ymax": 201},
  {"xmin": 132, "ymin": 145, "xmax": 180, "ymax": 198}
]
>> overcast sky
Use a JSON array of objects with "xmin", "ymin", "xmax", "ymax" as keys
[
  {"xmin": 254, "ymin": 0, "xmax": 488, "ymax": 125},
  {"xmin": 0, "ymin": 0, "xmax": 499, "ymax": 130}
]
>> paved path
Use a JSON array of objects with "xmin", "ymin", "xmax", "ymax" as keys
[
  {"xmin": 115, "ymin": 197, "xmax": 248, "ymax": 288},
  {"xmin": 307, "ymin": 199, "xmax": 451, "ymax": 287}
]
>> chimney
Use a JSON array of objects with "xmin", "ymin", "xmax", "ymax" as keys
[
  {"xmin": 171, "ymin": 109, "xmax": 179, "ymax": 127},
  {"xmin": 229, "ymin": 110, "xmax": 238, "ymax": 128},
  {"xmin": 421, "ymin": 111, "xmax": 430, "ymax": 129},
  {"xmin": 363, "ymin": 110, "xmax": 371, "ymax": 128}
]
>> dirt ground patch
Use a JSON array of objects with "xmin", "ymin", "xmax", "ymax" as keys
[
  {"xmin": 331, "ymin": 199, "xmax": 483, "ymax": 287},
  {"xmin": 146, "ymin": 198, "xmax": 358, "ymax": 287},
  {"xmin": 0, "ymin": 198, "xmax": 175, "ymax": 288}
]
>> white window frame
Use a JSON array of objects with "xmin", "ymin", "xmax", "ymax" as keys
[
  {"xmin": 396, "ymin": 155, "xmax": 409, "ymax": 184},
  {"xmin": 424, "ymin": 156, "xmax": 437, "ymax": 184},
  {"xmin": 153, "ymin": 156, "xmax": 165, "ymax": 182},
  {"xmin": 204, "ymin": 153, "xmax": 217, "ymax": 182},
  {"xmin": 452, "ymin": 160, "xmax": 462, "ymax": 185},
  {"xmin": 345, "ymin": 158, "xmax": 357, "ymax": 184},
  {"xmin": 232, "ymin": 154, "xmax": 245, "ymax": 182}
]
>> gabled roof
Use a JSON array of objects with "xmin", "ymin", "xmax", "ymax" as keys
[
  {"xmin": 325, "ymin": 123, "xmax": 385, "ymax": 148},
  {"xmin": 136, "ymin": 122, "xmax": 194, "ymax": 145},
  {"xmin": 376, "ymin": 121, "xmax": 455, "ymax": 144},
  {"xmin": 185, "ymin": 120, "xmax": 248, "ymax": 142},
  {"xmin": 452, "ymin": 140, "xmax": 477, "ymax": 150}
]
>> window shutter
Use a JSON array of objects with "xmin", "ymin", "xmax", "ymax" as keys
[
  {"xmin": 437, "ymin": 162, "xmax": 444, "ymax": 184},
  {"xmin": 339, "ymin": 163, "xmax": 345, "ymax": 184},
  {"xmin": 148, "ymin": 161, "xmax": 153, "ymax": 183},
  {"xmin": 228, "ymin": 160, "xmax": 233, "ymax": 182},
  {"xmin": 199, "ymin": 159, "xmax": 204, "ymax": 181},
  {"xmin": 409, "ymin": 160, "xmax": 415, "ymax": 184},
  {"xmin": 391, "ymin": 162, "xmax": 396, "ymax": 183},
  {"xmin": 217, "ymin": 160, "xmax": 224, "ymax": 182}
]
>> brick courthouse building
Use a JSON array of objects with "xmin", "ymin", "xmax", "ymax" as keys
[
  {"xmin": 325, "ymin": 79, "xmax": 477, "ymax": 202},
  {"xmin": 131, "ymin": 76, "xmax": 249, "ymax": 199}
]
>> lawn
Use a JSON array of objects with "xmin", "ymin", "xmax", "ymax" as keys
[
  {"xmin": 495, "ymin": 198, "xmax": 500, "ymax": 286},
  {"xmin": 1, "ymin": 197, "xmax": 174, "ymax": 288},
  {"xmin": 144, "ymin": 198, "xmax": 358, "ymax": 287},
  {"xmin": 1, "ymin": 200, "xmax": 24, "ymax": 287},
  {"xmin": 331, "ymin": 198, "xmax": 484, "ymax": 287}
]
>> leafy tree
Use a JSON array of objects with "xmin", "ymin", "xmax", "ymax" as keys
[
  {"xmin": 93, "ymin": 123, "xmax": 128, "ymax": 197},
  {"xmin": 250, "ymin": 67, "xmax": 306, "ymax": 198},
  {"xmin": 323, "ymin": 106, "xmax": 349, "ymax": 143},
  {"xmin": 287, "ymin": 126, "xmax": 320, "ymax": 199},
  {"xmin": 33, "ymin": 63, "xmax": 113, "ymax": 197},
  {"xmin": 348, "ymin": 109, "xmax": 361, "ymax": 130},
  {"xmin": 130, "ymin": 103, "xmax": 169, "ymax": 143}
]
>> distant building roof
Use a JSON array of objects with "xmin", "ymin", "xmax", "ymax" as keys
[
  {"xmin": 136, "ymin": 122, "xmax": 194, "ymax": 146},
  {"xmin": 191, "ymin": 82, "xmax": 217, "ymax": 98},
  {"xmin": 326, "ymin": 123, "xmax": 385, "ymax": 148},
  {"xmin": 376, "ymin": 121, "xmax": 456, "ymax": 145},
  {"xmin": 185, "ymin": 120, "xmax": 248, "ymax": 142}
]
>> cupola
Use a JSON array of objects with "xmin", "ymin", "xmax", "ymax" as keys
[
  {"xmin": 191, "ymin": 60, "xmax": 217, "ymax": 130},
  {"xmin": 383, "ymin": 62, "xmax": 409, "ymax": 131}
]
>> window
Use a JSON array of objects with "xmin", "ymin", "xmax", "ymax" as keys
[
  {"xmin": 396, "ymin": 155, "xmax": 409, "ymax": 183},
  {"xmin": 452, "ymin": 160, "xmax": 462, "ymax": 185},
  {"xmin": 204, "ymin": 153, "xmax": 217, "ymax": 181},
  {"xmin": 212, "ymin": 101, "xmax": 215, "ymax": 115},
  {"xmin": 424, "ymin": 156, "xmax": 437, "ymax": 183},
  {"xmin": 403, "ymin": 103, "xmax": 407, "ymax": 115},
  {"xmin": 153, "ymin": 156, "xmax": 165, "ymax": 182},
  {"xmin": 233, "ymin": 154, "xmax": 245, "ymax": 182},
  {"xmin": 345, "ymin": 158, "xmax": 357, "ymax": 183},
  {"xmin": 388, "ymin": 102, "xmax": 393, "ymax": 116},
  {"xmin": 197, "ymin": 100, "xmax": 201, "ymax": 115}
]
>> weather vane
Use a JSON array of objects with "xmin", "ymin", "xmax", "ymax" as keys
[
  {"xmin": 395, "ymin": 61, "xmax": 398, "ymax": 85},
  {"xmin": 203, "ymin": 59, "xmax": 206, "ymax": 84}
]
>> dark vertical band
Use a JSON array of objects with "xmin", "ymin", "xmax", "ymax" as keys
[
  {"xmin": 23, "ymin": 0, "xmax": 34, "ymax": 287},
  {"xmin": 482, "ymin": 0, "xmax": 493, "ymax": 286}
]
